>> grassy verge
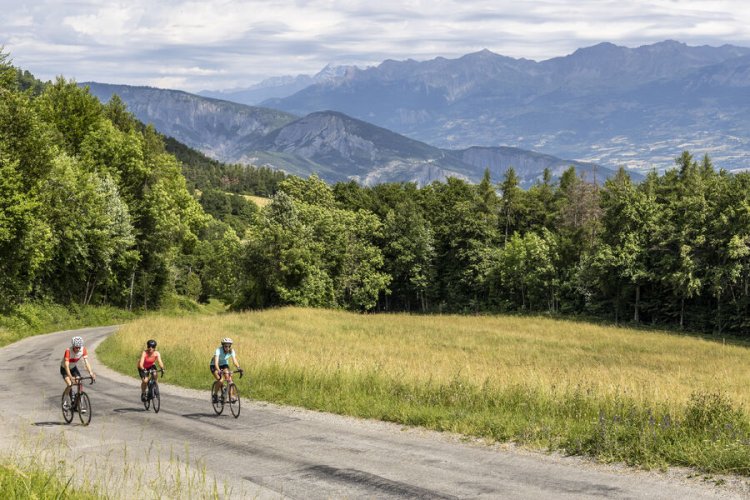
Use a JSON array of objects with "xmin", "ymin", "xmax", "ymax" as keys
[
  {"xmin": 0, "ymin": 459, "xmax": 100, "ymax": 499},
  {"xmin": 97, "ymin": 307, "xmax": 750, "ymax": 474},
  {"xmin": 0, "ymin": 302, "xmax": 137, "ymax": 348},
  {"xmin": 0, "ymin": 298, "xmax": 228, "ymax": 348}
]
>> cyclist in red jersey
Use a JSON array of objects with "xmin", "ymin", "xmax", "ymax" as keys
[
  {"xmin": 138, "ymin": 339, "xmax": 165, "ymax": 402},
  {"xmin": 60, "ymin": 336, "xmax": 96, "ymax": 401}
]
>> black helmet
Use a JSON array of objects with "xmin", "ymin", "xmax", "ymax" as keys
[{"xmin": 146, "ymin": 339, "xmax": 157, "ymax": 348}]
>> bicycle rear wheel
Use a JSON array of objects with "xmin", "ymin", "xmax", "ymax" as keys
[
  {"xmin": 61, "ymin": 391, "xmax": 73, "ymax": 423},
  {"xmin": 152, "ymin": 382, "xmax": 160, "ymax": 413},
  {"xmin": 228, "ymin": 383, "xmax": 241, "ymax": 418},
  {"xmin": 78, "ymin": 392, "xmax": 92, "ymax": 426},
  {"xmin": 211, "ymin": 381, "xmax": 224, "ymax": 415}
]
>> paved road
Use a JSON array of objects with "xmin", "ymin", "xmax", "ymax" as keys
[{"xmin": 0, "ymin": 326, "xmax": 746, "ymax": 499}]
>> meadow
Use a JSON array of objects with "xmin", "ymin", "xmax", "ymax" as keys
[{"xmin": 98, "ymin": 307, "xmax": 750, "ymax": 473}]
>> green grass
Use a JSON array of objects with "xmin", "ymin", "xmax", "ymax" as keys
[
  {"xmin": 0, "ymin": 298, "xmax": 228, "ymax": 348},
  {"xmin": 97, "ymin": 306, "xmax": 750, "ymax": 474},
  {"xmin": 0, "ymin": 302, "xmax": 137, "ymax": 348},
  {"xmin": 0, "ymin": 460, "xmax": 100, "ymax": 499}
]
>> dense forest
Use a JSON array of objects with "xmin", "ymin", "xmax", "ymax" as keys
[{"xmin": 3, "ymin": 50, "xmax": 750, "ymax": 335}]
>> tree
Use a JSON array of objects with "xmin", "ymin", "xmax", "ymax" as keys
[
  {"xmin": 499, "ymin": 167, "xmax": 522, "ymax": 244},
  {"xmin": 382, "ymin": 198, "xmax": 436, "ymax": 311},
  {"xmin": 38, "ymin": 154, "xmax": 136, "ymax": 305},
  {"xmin": 591, "ymin": 167, "xmax": 656, "ymax": 322},
  {"xmin": 35, "ymin": 77, "xmax": 103, "ymax": 156}
]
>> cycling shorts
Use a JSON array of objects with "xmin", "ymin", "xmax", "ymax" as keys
[
  {"xmin": 210, "ymin": 364, "xmax": 229, "ymax": 373},
  {"xmin": 60, "ymin": 365, "xmax": 81, "ymax": 379}
]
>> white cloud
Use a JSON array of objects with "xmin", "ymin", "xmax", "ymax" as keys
[{"xmin": 2, "ymin": 0, "xmax": 750, "ymax": 91}]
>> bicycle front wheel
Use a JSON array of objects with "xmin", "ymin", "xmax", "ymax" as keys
[
  {"xmin": 152, "ymin": 383, "xmax": 160, "ymax": 413},
  {"xmin": 211, "ymin": 381, "xmax": 224, "ymax": 415},
  {"xmin": 61, "ymin": 391, "xmax": 74, "ymax": 423},
  {"xmin": 228, "ymin": 383, "xmax": 241, "ymax": 418},
  {"xmin": 78, "ymin": 392, "xmax": 91, "ymax": 426}
]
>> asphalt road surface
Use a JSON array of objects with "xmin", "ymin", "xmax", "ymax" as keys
[{"xmin": 0, "ymin": 326, "xmax": 746, "ymax": 499}]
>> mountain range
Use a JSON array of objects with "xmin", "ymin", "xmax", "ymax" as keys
[
  {"xmin": 83, "ymin": 39, "xmax": 749, "ymax": 187},
  {"xmin": 261, "ymin": 40, "xmax": 750, "ymax": 173},
  {"xmin": 84, "ymin": 83, "xmax": 609, "ymax": 187}
]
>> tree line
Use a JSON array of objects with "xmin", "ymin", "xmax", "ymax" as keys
[
  {"xmin": 4, "ymin": 50, "xmax": 750, "ymax": 335},
  {"xmin": 231, "ymin": 154, "xmax": 750, "ymax": 336}
]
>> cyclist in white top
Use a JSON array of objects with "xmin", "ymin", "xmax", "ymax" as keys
[{"xmin": 60, "ymin": 336, "xmax": 96, "ymax": 400}]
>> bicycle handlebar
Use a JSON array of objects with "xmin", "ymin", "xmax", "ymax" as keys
[
  {"xmin": 220, "ymin": 368, "xmax": 243, "ymax": 379},
  {"xmin": 75, "ymin": 376, "xmax": 95, "ymax": 385}
]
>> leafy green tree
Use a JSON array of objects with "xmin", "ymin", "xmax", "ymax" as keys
[
  {"xmin": 0, "ymin": 153, "xmax": 51, "ymax": 310},
  {"xmin": 35, "ymin": 78, "xmax": 103, "ymax": 156},
  {"xmin": 382, "ymin": 198, "xmax": 436, "ymax": 311},
  {"xmin": 38, "ymin": 154, "xmax": 136, "ymax": 304},
  {"xmin": 589, "ymin": 167, "xmax": 656, "ymax": 322},
  {"xmin": 499, "ymin": 167, "xmax": 522, "ymax": 244}
]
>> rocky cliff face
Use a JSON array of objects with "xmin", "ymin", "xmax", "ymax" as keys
[{"xmin": 84, "ymin": 83, "xmax": 297, "ymax": 159}]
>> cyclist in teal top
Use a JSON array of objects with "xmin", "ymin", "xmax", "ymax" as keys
[{"xmin": 210, "ymin": 337, "xmax": 242, "ymax": 382}]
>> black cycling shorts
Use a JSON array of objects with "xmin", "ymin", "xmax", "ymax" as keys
[
  {"xmin": 60, "ymin": 365, "xmax": 81, "ymax": 379},
  {"xmin": 210, "ymin": 364, "xmax": 229, "ymax": 373}
]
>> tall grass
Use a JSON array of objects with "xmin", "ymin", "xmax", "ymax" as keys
[
  {"xmin": 0, "ymin": 460, "xmax": 99, "ymax": 499},
  {"xmin": 98, "ymin": 307, "xmax": 750, "ymax": 473},
  {"xmin": 2, "ymin": 430, "xmax": 236, "ymax": 499}
]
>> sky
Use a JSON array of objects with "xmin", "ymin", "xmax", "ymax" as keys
[{"xmin": 2, "ymin": 0, "xmax": 750, "ymax": 92}]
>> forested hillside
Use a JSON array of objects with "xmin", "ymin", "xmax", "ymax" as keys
[
  {"xmin": 0, "ymin": 51, "xmax": 224, "ymax": 311},
  {"xmin": 4, "ymin": 49, "xmax": 750, "ymax": 335}
]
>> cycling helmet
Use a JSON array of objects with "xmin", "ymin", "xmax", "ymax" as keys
[
  {"xmin": 221, "ymin": 338, "xmax": 233, "ymax": 345},
  {"xmin": 146, "ymin": 339, "xmax": 157, "ymax": 348},
  {"xmin": 71, "ymin": 336, "xmax": 84, "ymax": 348}
]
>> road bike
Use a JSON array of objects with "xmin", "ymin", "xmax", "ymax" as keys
[
  {"xmin": 143, "ymin": 367, "xmax": 164, "ymax": 413},
  {"xmin": 62, "ymin": 376, "xmax": 94, "ymax": 425},
  {"xmin": 211, "ymin": 368, "xmax": 243, "ymax": 418}
]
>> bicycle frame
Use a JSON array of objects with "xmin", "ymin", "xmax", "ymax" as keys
[
  {"xmin": 62, "ymin": 376, "xmax": 94, "ymax": 425},
  {"xmin": 143, "ymin": 367, "xmax": 163, "ymax": 412},
  {"xmin": 211, "ymin": 368, "xmax": 243, "ymax": 417}
]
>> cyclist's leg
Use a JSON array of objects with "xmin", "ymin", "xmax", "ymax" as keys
[
  {"xmin": 60, "ymin": 366, "xmax": 73, "ymax": 401},
  {"xmin": 210, "ymin": 364, "xmax": 222, "ymax": 381},
  {"xmin": 139, "ymin": 368, "xmax": 148, "ymax": 392},
  {"xmin": 68, "ymin": 366, "xmax": 81, "ymax": 405}
]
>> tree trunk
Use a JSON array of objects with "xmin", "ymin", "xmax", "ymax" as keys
[
  {"xmin": 128, "ymin": 271, "xmax": 135, "ymax": 311},
  {"xmin": 680, "ymin": 297, "xmax": 685, "ymax": 329},
  {"xmin": 634, "ymin": 284, "xmax": 640, "ymax": 322},
  {"xmin": 717, "ymin": 292, "xmax": 722, "ymax": 334}
]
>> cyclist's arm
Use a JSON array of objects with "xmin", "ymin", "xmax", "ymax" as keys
[
  {"xmin": 82, "ymin": 349, "xmax": 95, "ymax": 380},
  {"xmin": 83, "ymin": 357, "xmax": 94, "ymax": 379},
  {"xmin": 232, "ymin": 352, "xmax": 240, "ymax": 370},
  {"xmin": 138, "ymin": 351, "xmax": 146, "ymax": 370},
  {"xmin": 157, "ymin": 351, "xmax": 164, "ymax": 370},
  {"xmin": 64, "ymin": 358, "xmax": 73, "ymax": 379}
]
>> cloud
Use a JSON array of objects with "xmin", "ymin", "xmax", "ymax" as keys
[{"xmin": 2, "ymin": 0, "xmax": 750, "ymax": 91}]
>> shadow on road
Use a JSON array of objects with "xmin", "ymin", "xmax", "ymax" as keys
[
  {"xmin": 33, "ymin": 421, "xmax": 68, "ymax": 427},
  {"xmin": 112, "ymin": 407, "xmax": 147, "ymax": 413}
]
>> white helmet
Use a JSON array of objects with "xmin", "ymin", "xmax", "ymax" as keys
[
  {"xmin": 221, "ymin": 338, "xmax": 233, "ymax": 345},
  {"xmin": 71, "ymin": 336, "xmax": 84, "ymax": 348}
]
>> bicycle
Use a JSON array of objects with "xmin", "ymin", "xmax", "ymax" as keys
[
  {"xmin": 211, "ymin": 368, "xmax": 243, "ymax": 418},
  {"xmin": 62, "ymin": 376, "xmax": 94, "ymax": 425},
  {"xmin": 143, "ymin": 367, "xmax": 164, "ymax": 413}
]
